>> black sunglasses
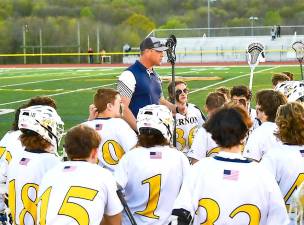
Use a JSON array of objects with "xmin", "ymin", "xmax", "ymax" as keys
[{"xmin": 176, "ymin": 89, "xmax": 189, "ymax": 95}]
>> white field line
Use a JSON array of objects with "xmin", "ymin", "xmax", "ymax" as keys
[
  {"xmin": 0, "ymin": 65, "xmax": 279, "ymax": 108},
  {"xmin": 189, "ymin": 66, "xmax": 279, "ymax": 94},
  {"xmin": 0, "ymin": 68, "xmax": 116, "ymax": 79},
  {"xmin": 0, "ymin": 83, "xmax": 115, "ymax": 107},
  {"xmin": 0, "ymin": 72, "xmax": 118, "ymax": 88}
]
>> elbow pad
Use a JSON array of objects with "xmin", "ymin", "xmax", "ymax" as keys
[{"xmin": 169, "ymin": 208, "xmax": 192, "ymax": 225}]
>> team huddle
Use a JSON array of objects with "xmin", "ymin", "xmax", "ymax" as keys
[
  {"xmin": 0, "ymin": 80, "xmax": 303, "ymax": 225},
  {"xmin": 0, "ymin": 37, "xmax": 304, "ymax": 225}
]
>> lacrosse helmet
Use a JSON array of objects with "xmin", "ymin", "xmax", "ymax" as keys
[
  {"xmin": 18, "ymin": 105, "xmax": 64, "ymax": 152},
  {"xmin": 275, "ymin": 81, "xmax": 304, "ymax": 102},
  {"xmin": 137, "ymin": 104, "xmax": 174, "ymax": 142}
]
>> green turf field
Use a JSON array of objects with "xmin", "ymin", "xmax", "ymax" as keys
[{"xmin": 0, "ymin": 64, "xmax": 301, "ymax": 140}]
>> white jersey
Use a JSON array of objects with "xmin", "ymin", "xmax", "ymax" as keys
[
  {"xmin": 243, "ymin": 122, "xmax": 281, "ymax": 161},
  {"xmin": 260, "ymin": 144, "xmax": 304, "ymax": 207},
  {"xmin": 115, "ymin": 145, "xmax": 190, "ymax": 225},
  {"xmin": 0, "ymin": 130, "xmax": 23, "ymax": 152},
  {"xmin": 83, "ymin": 118, "xmax": 137, "ymax": 172},
  {"xmin": 0, "ymin": 130, "xmax": 24, "ymax": 211},
  {"xmin": 37, "ymin": 161, "xmax": 123, "ymax": 225},
  {"xmin": 175, "ymin": 103, "xmax": 205, "ymax": 154},
  {"xmin": 173, "ymin": 151, "xmax": 289, "ymax": 225},
  {"xmin": 0, "ymin": 130, "xmax": 24, "ymax": 179},
  {"xmin": 187, "ymin": 126, "xmax": 219, "ymax": 160},
  {"xmin": 0, "ymin": 130, "xmax": 24, "ymax": 161},
  {"xmin": 6, "ymin": 149, "xmax": 60, "ymax": 225},
  {"xmin": 249, "ymin": 108, "xmax": 261, "ymax": 130}
]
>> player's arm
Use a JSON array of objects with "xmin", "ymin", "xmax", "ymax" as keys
[
  {"xmin": 100, "ymin": 213, "xmax": 121, "ymax": 225},
  {"xmin": 243, "ymin": 131, "xmax": 262, "ymax": 162},
  {"xmin": 102, "ymin": 171, "xmax": 124, "ymax": 225},
  {"xmin": 263, "ymin": 170, "xmax": 289, "ymax": 224},
  {"xmin": 187, "ymin": 128, "xmax": 205, "ymax": 164}
]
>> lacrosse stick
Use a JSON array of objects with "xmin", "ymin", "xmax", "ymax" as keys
[
  {"xmin": 116, "ymin": 184, "xmax": 138, "ymax": 225},
  {"xmin": 292, "ymin": 41, "xmax": 304, "ymax": 80},
  {"xmin": 246, "ymin": 42, "xmax": 264, "ymax": 110},
  {"xmin": 166, "ymin": 35, "xmax": 177, "ymax": 147},
  {"xmin": 247, "ymin": 42, "xmax": 264, "ymax": 90}
]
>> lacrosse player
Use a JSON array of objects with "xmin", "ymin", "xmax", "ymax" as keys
[
  {"xmin": 0, "ymin": 96, "xmax": 58, "ymax": 164},
  {"xmin": 170, "ymin": 105, "xmax": 289, "ymax": 225},
  {"xmin": 275, "ymin": 80, "xmax": 304, "ymax": 103},
  {"xmin": 37, "ymin": 124, "xmax": 123, "ymax": 225},
  {"xmin": 167, "ymin": 81, "xmax": 205, "ymax": 154},
  {"xmin": 83, "ymin": 88, "xmax": 137, "ymax": 173},
  {"xmin": 0, "ymin": 96, "xmax": 58, "ymax": 224},
  {"xmin": 188, "ymin": 92, "xmax": 226, "ymax": 163},
  {"xmin": 114, "ymin": 104, "xmax": 190, "ymax": 225},
  {"xmin": 215, "ymin": 86, "xmax": 231, "ymax": 101},
  {"xmin": 282, "ymin": 71, "xmax": 294, "ymax": 81},
  {"xmin": 271, "ymin": 73, "xmax": 290, "ymax": 89},
  {"xmin": 260, "ymin": 102, "xmax": 304, "ymax": 209},
  {"xmin": 5, "ymin": 105, "xmax": 64, "ymax": 225},
  {"xmin": 243, "ymin": 90, "xmax": 287, "ymax": 161},
  {"xmin": 230, "ymin": 85, "xmax": 261, "ymax": 129}
]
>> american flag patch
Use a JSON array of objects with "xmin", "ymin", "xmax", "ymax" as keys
[
  {"xmin": 95, "ymin": 124, "xmax": 103, "ymax": 130},
  {"xmin": 300, "ymin": 150, "xmax": 304, "ymax": 157},
  {"xmin": 63, "ymin": 165, "xmax": 76, "ymax": 172},
  {"xmin": 223, "ymin": 169, "xmax": 239, "ymax": 181},
  {"xmin": 19, "ymin": 157, "xmax": 30, "ymax": 166},
  {"xmin": 150, "ymin": 151, "xmax": 162, "ymax": 159}
]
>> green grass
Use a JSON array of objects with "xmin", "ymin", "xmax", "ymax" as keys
[{"xmin": 0, "ymin": 64, "xmax": 301, "ymax": 140}]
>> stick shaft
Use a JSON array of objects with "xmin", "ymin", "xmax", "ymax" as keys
[
  {"xmin": 249, "ymin": 67, "xmax": 254, "ymax": 91},
  {"xmin": 171, "ymin": 63, "xmax": 177, "ymax": 147},
  {"xmin": 116, "ymin": 189, "xmax": 138, "ymax": 225},
  {"xmin": 248, "ymin": 67, "xmax": 255, "ymax": 110},
  {"xmin": 300, "ymin": 60, "xmax": 303, "ymax": 80}
]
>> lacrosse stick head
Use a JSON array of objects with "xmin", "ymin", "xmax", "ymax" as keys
[
  {"xmin": 247, "ymin": 42, "xmax": 264, "ymax": 68},
  {"xmin": 292, "ymin": 41, "xmax": 304, "ymax": 62}
]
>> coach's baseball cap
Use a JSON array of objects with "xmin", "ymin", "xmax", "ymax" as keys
[{"xmin": 140, "ymin": 37, "xmax": 168, "ymax": 52}]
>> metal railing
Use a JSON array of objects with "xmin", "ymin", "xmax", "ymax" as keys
[{"xmin": 147, "ymin": 26, "xmax": 304, "ymax": 38}]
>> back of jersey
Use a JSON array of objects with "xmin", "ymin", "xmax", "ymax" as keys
[
  {"xmin": 115, "ymin": 146, "xmax": 190, "ymax": 225},
  {"xmin": 37, "ymin": 161, "xmax": 123, "ymax": 225},
  {"xmin": 261, "ymin": 144, "xmax": 304, "ymax": 208},
  {"xmin": 83, "ymin": 118, "xmax": 137, "ymax": 172},
  {"xmin": 174, "ymin": 154, "xmax": 289, "ymax": 225},
  {"xmin": 7, "ymin": 150, "xmax": 60, "ymax": 225}
]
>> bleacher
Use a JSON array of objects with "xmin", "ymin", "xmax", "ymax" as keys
[
  {"xmin": 123, "ymin": 26, "xmax": 304, "ymax": 64},
  {"xmin": 171, "ymin": 35, "xmax": 304, "ymax": 63}
]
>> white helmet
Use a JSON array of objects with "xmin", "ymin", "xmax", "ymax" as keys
[
  {"xmin": 18, "ymin": 105, "xmax": 64, "ymax": 153},
  {"xmin": 137, "ymin": 104, "xmax": 174, "ymax": 142},
  {"xmin": 275, "ymin": 81, "xmax": 304, "ymax": 102}
]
